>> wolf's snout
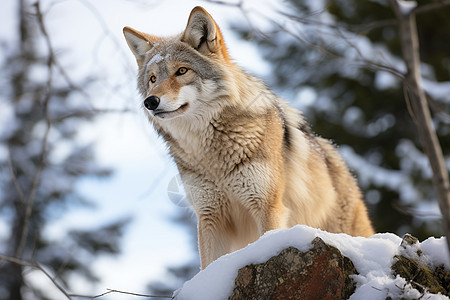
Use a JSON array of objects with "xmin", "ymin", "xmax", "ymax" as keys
[{"xmin": 144, "ymin": 96, "xmax": 160, "ymax": 110}]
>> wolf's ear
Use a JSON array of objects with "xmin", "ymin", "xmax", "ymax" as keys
[
  {"xmin": 182, "ymin": 6, "xmax": 229, "ymax": 59},
  {"xmin": 123, "ymin": 26, "xmax": 154, "ymax": 65}
]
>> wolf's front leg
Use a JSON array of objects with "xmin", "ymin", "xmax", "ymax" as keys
[
  {"xmin": 230, "ymin": 162, "xmax": 287, "ymax": 236},
  {"xmin": 197, "ymin": 213, "xmax": 231, "ymax": 268},
  {"xmin": 181, "ymin": 174, "xmax": 232, "ymax": 269}
]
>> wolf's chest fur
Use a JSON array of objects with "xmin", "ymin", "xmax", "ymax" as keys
[{"xmin": 165, "ymin": 107, "xmax": 283, "ymax": 182}]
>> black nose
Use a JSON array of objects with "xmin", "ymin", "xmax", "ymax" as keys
[{"xmin": 144, "ymin": 96, "xmax": 160, "ymax": 111}]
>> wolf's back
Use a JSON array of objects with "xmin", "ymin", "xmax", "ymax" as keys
[{"xmin": 281, "ymin": 105, "xmax": 374, "ymax": 237}]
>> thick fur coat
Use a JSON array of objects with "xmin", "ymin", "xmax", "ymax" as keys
[{"xmin": 124, "ymin": 6, "xmax": 375, "ymax": 268}]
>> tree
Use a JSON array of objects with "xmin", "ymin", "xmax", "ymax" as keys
[
  {"xmin": 230, "ymin": 0, "xmax": 449, "ymax": 240},
  {"xmin": 0, "ymin": 1, "xmax": 128, "ymax": 299}
]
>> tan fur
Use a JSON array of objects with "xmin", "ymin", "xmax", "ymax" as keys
[{"xmin": 123, "ymin": 6, "xmax": 375, "ymax": 269}]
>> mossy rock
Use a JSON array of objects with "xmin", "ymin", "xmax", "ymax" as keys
[
  {"xmin": 392, "ymin": 255, "xmax": 447, "ymax": 295},
  {"xmin": 434, "ymin": 265, "xmax": 450, "ymax": 294},
  {"xmin": 391, "ymin": 234, "xmax": 449, "ymax": 296}
]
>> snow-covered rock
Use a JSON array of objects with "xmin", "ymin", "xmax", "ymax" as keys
[{"xmin": 174, "ymin": 225, "xmax": 449, "ymax": 300}]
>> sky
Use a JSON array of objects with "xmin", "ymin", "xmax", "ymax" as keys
[{"xmin": 0, "ymin": 0, "xmax": 281, "ymax": 298}]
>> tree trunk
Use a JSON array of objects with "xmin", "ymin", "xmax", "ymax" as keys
[
  {"xmin": 390, "ymin": 0, "xmax": 450, "ymax": 254},
  {"xmin": 4, "ymin": 0, "xmax": 36, "ymax": 298}
]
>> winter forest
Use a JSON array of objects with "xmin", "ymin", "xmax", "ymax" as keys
[{"xmin": 0, "ymin": 0, "xmax": 449, "ymax": 299}]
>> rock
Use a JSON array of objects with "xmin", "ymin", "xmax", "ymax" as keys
[
  {"xmin": 392, "ymin": 234, "xmax": 450, "ymax": 296},
  {"xmin": 228, "ymin": 237, "xmax": 357, "ymax": 300}
]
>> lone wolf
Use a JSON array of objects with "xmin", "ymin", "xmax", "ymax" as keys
[{"xmin": 123, "ymin": 6, "xmax": 374, "ymax": 269}]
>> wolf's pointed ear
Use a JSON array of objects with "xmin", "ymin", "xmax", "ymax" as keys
[
  {"xmin": 123, "ymin": 26, "xmax": 154, "ymax": 65},
  {"xmin": 182, "ymin": 6, "xmax": 229, "ymax": 59}
]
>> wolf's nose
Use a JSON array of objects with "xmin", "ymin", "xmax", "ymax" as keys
[{"xmin": 144, "ymin": 96, "xmax": 160, "ymax": 110}]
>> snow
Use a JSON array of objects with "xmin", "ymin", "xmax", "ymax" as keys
[
  {"xmin": 422, "ymin": 237, "xmax": 450, "ymax": 269},
  {"xmin": 396, "ymin": 0, "xmax": 418, "ymax": 15},
  {"xmin": 148, "ymin": 53, "xmax": 164, "ymax": 66},
  {"xmin": 422, "ymin": 78, "xmax": 450, "ymax": 103},
  {"xmin": 0, "ymin": 100, "xmax": 18, "ymax": 140},
  {"xmin": 175, "ymin": 225, "xmax": 449, "ymax": 300}
]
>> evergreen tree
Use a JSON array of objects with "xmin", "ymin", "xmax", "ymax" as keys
[
  {"xmin": 0, "ymin": 1, "xmax": 128, "ymax": 298},
  {"xmin": 233, "ymin": 0, "xmax": 449, "ymax": 239}
]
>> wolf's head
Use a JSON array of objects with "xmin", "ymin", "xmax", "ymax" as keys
[{"xmin": 124, "ymin": 7, "xmax": 234, "ymax": 126}]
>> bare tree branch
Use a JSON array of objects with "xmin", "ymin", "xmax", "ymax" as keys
[
  {"xmin": 69, "ymin": 288, "xmax": 174, "ymax": 299},
  {"xmin": 49, "ymin": 108, "xmax": 133, "ymax": 123},
  {"xmin": 33, "ymin": 1, "xmax": 89, "ymax": 97},
  {"xmin": 7, "ymin": 148, "xmax": 26, "ymax": 204},
  {"xmin": 203, "ymin": 0, "xmax": 243, "ymax": 8},
  {"xmin": 267, "ymin": 16, "xmax": 341, "ymax": 60},
  {"xmin": 390, "ymin": 0, "xmax": 450, "ymax": 254},
  {"xmin": 209, "ymin": 0, "xmax": 405, "ymax": 80},
  {"xmin": 0, "ymin": 254, "xmax": 174, "ymax": 299},
  {"xmin": 0, "ymin": 255, "xmax": 72, "ymax": 300},
  {"xmin": 413, "ymin": 0, "xmax": 450, "ymax": 15},
  {"xmin": 277, "ymin": 9, "xmax": 397, "ymax": 35}
]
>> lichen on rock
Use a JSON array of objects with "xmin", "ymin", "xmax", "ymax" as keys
[{"xmin": 229, "ymin": 237, "xmax": 357, "ymax": 300}]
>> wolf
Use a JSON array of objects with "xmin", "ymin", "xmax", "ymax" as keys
[{"xmin": 123, "ymin": 6, "xmax": 375, "ymax": 269}]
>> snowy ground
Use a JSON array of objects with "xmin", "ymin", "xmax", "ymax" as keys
[{"xmin": 175, "ymin": 225, "xmax": 449, "ymax": 300}]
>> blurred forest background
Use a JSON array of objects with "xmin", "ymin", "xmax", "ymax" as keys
[{"xmin": 0, "ymin": 0, "xmax": 448, "ymax": 299}]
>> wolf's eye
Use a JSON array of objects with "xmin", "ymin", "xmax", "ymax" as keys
[
  {"xmin": 150, "ymin": 75, "xmax": 156, "ymax": 83},
  {"xmin": 176, "ymin": 67, "xmax": 188, "ymax": 76}
]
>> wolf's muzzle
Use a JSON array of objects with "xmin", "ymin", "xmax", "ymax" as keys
[{"xmin": 144, "ymin": 96, "xmax": 160, "ymax": 110}]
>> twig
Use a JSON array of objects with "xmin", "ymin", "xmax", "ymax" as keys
[
  {"xmin": 330, "ymin": 25, "xmax": 404, "ymax": 79},
  {"xmin": 69, "ymin": 288, "xmax": 173, "ymax": 299},
  {"xmin": 49, "ymin": 108, "xmax": 133, "ymax": 123},
  {"xmin": 106, "ymin": 289, "xmax": 173, "ymax": 299},
  {"xmin": 413, "ymin": 0, "xmax": 450, "ymax": 15},
  {"xmin": 214, "ymin": 0, "xmax": 405, "ymax": 79},
  {"xmin": 7, "ymin": 147, "xmax": 26, "ymax": 204},
  {"xmin": 33, "ymin": 1, "xmax": 89, "ymax": 97},
  {"xmin": 403, "ymin": 82, "xmax": 418, "ymax": 125},
  {"xmin": 278, "ymin": 9, "xmax": 397, "ymax": 34},
  {"xmin": 392, "ymin": 203, "xmax": 442, "ymax": 219},
  {"xmin": 203, "ymin": 0, "xmax": 243, "ymax": 8},
  {"xmin": 0, "ymin": 254, "xmax": 174, "ymax": 300},
  {"xmin": 0, "ymin": 255, "xmax": 72, "ymax": 300},
  {"xmin": 268, "ymin": 16, "xmax": 340, "ymax": 60}
]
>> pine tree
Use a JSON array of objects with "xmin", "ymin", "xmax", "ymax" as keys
[
  {"xmin": 0, "ymin": 1, "xmax": 128, "ymax": 298},
  {"xmin": 233, "ymin": 0, "xmax": 449, "ymax": 238}
]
